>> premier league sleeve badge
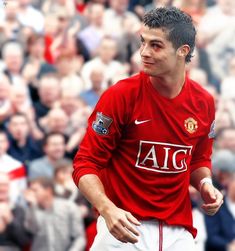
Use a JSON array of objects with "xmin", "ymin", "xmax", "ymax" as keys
[{"xmin": 92, "ymin": 112, "xmax": 113, "ymax": 135}]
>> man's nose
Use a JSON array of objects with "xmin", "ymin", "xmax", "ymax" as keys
[{"xmin": 140, "ymin": 44, "xmax": 151, "ymax": 57}]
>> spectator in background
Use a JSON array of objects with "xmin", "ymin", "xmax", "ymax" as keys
[
  {"xmin": 1, "ymin": 41, "xmax": 24, "ymax": 86},
  {"xmin": 28, "ymin": 132, "xmax": 66, "ymax": 179},
  {"xmin": 174, "ymin": 0, "xmax": 206, "ymax": 25},
  {"xmin": 7, "ymin": 113, "xmax": 43, "ymax": 166},
  {"xmin": 55, "ymin": 52, "xmax": 84, "ymax": 96},
  {"xmin": 135, "ymin": 0, "xmax": 172, "ymax": 18},
  {"xmin": 22, "ymin": 34, "xmax": 56, "ymax": 98},
  {"xmin": 9, "ymin": 84, "xmax": 44, "ymax": 140},
  {"xmin": 205, "ymin": 172, "xmax": 235, "ymax": 251},
  {"xmin": 54, "ymin": 158, "xmax": 77, "ymax": 200},
  {"xmin": 220, "ymin": 56, "xmax": 235, "ymax": 100},
  {"xmin": 0, "ymin": 131, "xmax": 27, "ymax": 206},
  {"xmin": 197, "ymin": 0, "xmax": 235, "ymax": 81},
  {"xmin": 215, "ymin": 127, "xmax": 235, "ymax": 153},
  {"xmin": 39, "ymin": 108, "xmax": 69, "ymax": 135},
  {"xmin": 81, "ymin": 36, "xmax": 123, "ymax": 89},
  {"xmin": 0, "ymin": 74, "xmax": 11, "ymax": 124},
  {"xmin": 67, "ymin": 102, "xmax": 92, "ymax": 154},
  {"xmin": 103, "ymin": 0, "xmax": 141, "ymax": 62},
  {"xmin": 58, "ymin": 94, "xmax": 92, "ymax": 155},
  {"xmin": 78, "ymin": 3, "xmax": 105, "ymax": 57},
  {"xmin": 59, "ymin": 89, "xmax": 84, "ymax": 119},
  {"xmin": 34, "ymin": 74, "xmax": 61, "ymax": 119},
  {"xmin": 42, "ymin": 0, "xmax": 76, "ymax": 18},
  {"xmin": 116, "ymin": 13, "xmax": 141, "ymax": 63},
  {"xmin": 80, "ymin": 65, "xmax": 105, "ymax": 108},
  {"xmin": 18, "ymin": 0, "xmax": 44, "ymax": 33},
  {"xmin": 216, "ymin": 98, "xmax": 235, "ymax": 133},
  {"xmin": 24, "ymin": 177, "xmax": 86, "ymax": 251},
  {"xmin": 0, "ymin": 1, "xmax": 23, "ymax": 44},
  {"xmin": 43, "ymin": 14, "xmax": 60, "ymax": 64},
  {"xmin": 212, "ymin": 149, "xmax": 235, "ymax": 191},
  {"xmin": 45, "ymin": 9, "xmax": 86, "ymax": 64},
  {"xmin": 103, "ymin": 0, "xmax": 140, "ymax": 39},
  {"xmin": 0, "ymin": 172, "xmax": 32, "ymax": 251},
  {"xmin": 54, "ymin": 158, "xmax": 91, "ymax": 216}
]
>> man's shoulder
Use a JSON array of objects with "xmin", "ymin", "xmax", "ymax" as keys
[
  {"xmin": 188, "ymin": 78, "xmax": 214, "ymax": 103},
  {"xmin": 108, "ymin": 72, "xmax": 144, "ymax": 94}
]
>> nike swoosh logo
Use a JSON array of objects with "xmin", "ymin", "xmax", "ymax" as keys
[{"xmin": 135, "ymin": 119, "xmax": 151, "ymax": 125}]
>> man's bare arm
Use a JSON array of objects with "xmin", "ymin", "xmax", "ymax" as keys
[{"xmin": 78, "ymin": 174, "xmax": 141, "ymax": 243}]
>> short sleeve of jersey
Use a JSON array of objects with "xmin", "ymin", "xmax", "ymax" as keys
[
  {"xmin": 72, "ymin": 83, "xmax": 129, "ymax": 186},
  {"xmin": 190, "ymin": 95, "xmax": 215, "ymax": 173}
]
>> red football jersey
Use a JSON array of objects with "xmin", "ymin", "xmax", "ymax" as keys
[{"xmin": 73, "ymin": 72, "xmax": 215, "ymax": 237}]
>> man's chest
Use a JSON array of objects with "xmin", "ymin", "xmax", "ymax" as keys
[{"xmin": 117, "ymin": 98, "xmax": 209, "ymax": 174}]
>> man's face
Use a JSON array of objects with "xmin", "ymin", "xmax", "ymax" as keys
[
  {"xmin": 44, "ymin": 135, "xmax": 65, "ymax": 161},
  {"xmin": 140, "ymin": 25, "xmax": 178, "ymax": 77},
  {"xmin": 39, "ymin": 78, "xmax": 60, "ymax": 105},
  {"xmin": 4, "ymin": 50, "xmax": 23, "ymax": 74},
  {"xmin": 29, "ymin": 182, "xmax": 49, "ymax": 207},
  {"xmin": 8, "ymin": 115, "xmax": 29, "ymax": 141},
  {"xmin": 99, "ymin": 39, "xmax": 117, "ymax": 63},
  {"xmin": 0, "ymin": 133, "xmax": 9, "ymax": 156}
]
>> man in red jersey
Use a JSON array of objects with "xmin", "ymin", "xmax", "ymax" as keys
[{"xmin": 73, "ymin": 7, "xmax": 223, "ymax": 251}]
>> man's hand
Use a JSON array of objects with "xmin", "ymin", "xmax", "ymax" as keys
[
  {"xmin": 227, "ymin": 240, "xmax": 235, "ymax": 251},
  {"xmin": 200, "ymin": 182, "xmax": 223, "ymax": 215},
  {"xmin": 100, "ymin": 205, "xmax": 141, "ymax": 244},
  {"xmin": 24, "ymin": 189, "xmax": 37, "ymax": 207}
]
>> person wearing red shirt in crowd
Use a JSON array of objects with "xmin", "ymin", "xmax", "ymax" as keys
[{"xmin": 73, "ymin": 7, "xmax": 223, "ymax": 251}]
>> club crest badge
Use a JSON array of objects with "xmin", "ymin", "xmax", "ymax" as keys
[
  {"xmin": 184, "ymin": 117, "xmax": 198, "ymax": 134},
  {"xmin": 92, "ymin": 112, "xmax": 113, "ymax": 135}
]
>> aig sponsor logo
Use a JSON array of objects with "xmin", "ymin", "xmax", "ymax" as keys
[{"xmin": 135, "ymin": 141, "xmax": 193, "ymax": 173}]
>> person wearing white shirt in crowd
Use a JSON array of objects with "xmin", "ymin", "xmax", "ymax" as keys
[
  {"xmin": 0, "ymin": 131, "xmax": 27, "ymax": 206},
  {"xmin": 18, "ymin": 0, "xmax": 44, "ymax": 33},
  {"xmin": 78, "ymin": 3, "xmax": 105, "ymax": 56},
  {"xmin": 81, "ymin": 36, "xmax": 124, "ymax": 90}
]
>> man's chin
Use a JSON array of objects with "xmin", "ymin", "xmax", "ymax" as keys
[{"xmin": 143, "ymin": 68, "xmax": 158, "ymax": 77}]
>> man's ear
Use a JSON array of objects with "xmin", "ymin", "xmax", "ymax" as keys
[{"xmin": 177, "ymin": 45, "xmax": 190, "ymax": 59}]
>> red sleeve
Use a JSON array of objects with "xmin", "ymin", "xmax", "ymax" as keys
[
  {"xmin": 190, "ymin": 95, "xmax": 215, "ymax": 173},
  {"xmin": 72, "ymin": 83, "xmax": 129, "ymax": 186}
]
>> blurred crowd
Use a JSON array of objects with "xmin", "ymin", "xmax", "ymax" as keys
[{"xmin": 0, "ymin": 0, "xmax": 235, "ymax": 250}]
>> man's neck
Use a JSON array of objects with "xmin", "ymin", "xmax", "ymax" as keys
[
  {"xmin": 47, "ymin": 156, "xmax": 58, "ymax": 165},
  {"xmin": 150, "ymin": 70, "xmax": 186, "ymax": 99},
  {"xmin": 17, "ymin": 138, "xmax": 27, "ymax": 147}
]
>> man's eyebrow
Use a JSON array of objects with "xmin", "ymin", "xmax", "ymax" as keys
[{"xmin": 140, "ymin": 35, "xmax": 164, "ymax": 44}]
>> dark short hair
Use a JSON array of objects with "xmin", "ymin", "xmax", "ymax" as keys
[
  {"xmin": 54, "ymin": 158, "xmax": 72, "ymax": 175},
  {"xmin": 143, "ymin": 7, "xmax": 196, "ymax": 62},
  {"xmin": 0, "ymin": 130, "xmax": 8, "ymax": 137},
  {"xmin": 42, "ymin": 132, "xmax": 66, "ymax": 147},
  {"xmin": 8, "ymin": 112, "xmax": 29, "ymax": 125},
  {"xmin": 29, "ymin": 177, "xmax": 55, "ymax": 194}
]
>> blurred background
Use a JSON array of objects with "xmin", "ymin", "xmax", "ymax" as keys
[{"xmin": 0, "ymin": 0, "xmax": 235, "ymax": 251}]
